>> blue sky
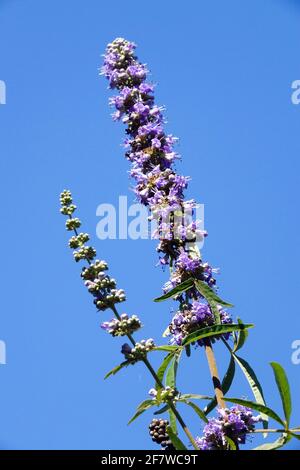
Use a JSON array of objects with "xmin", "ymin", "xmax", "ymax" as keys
[{"xmin": 0, "ymin": 0, "xmax": 299, "ymax": 450}]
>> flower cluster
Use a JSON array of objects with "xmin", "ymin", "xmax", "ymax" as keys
[
  {"xmin": 168, "ymin": 301, "xmax": 232, "ymax": 346},
  {"xmin": 121, "ymin": 339, "xmax": 155, "ymax": 363},
  {"xmin": 196, "ymin": 405, "xmax": 261, "ymax": 450},
  {"xmin": 149, "ymin": 419, "xmax": 175, "ymax": 450},
  {"xmin": 101, "ymin": 314, "xmax": 142, "ymax": 337},
  {"xmin": 60, "ymin": 190, "xmax": 126, "ymax": 311},
  {"xmin": 102, "ymin": 39, "xmax": 232, "ymax": 345}
]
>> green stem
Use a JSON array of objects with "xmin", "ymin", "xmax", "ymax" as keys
[
  {"xmin": 110, "ymin": 305, "xmax": 198, "ymax": 450},
  {"xmin": 67, "ymin": 222, "xmax": 198, "ymax": 449}
]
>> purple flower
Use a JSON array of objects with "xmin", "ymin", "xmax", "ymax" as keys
[
  {"xmin": 102, "ymin": 38, "xmax": 235, "ymax": 338},
  {"xmin": 196, "ymin": 406, "xmax": 261, "ymax": 450},
  {"xmin": 168, "ymin": 301, "xmax": 232, "ymax": 347}
]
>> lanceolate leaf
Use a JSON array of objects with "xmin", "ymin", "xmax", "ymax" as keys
[
  {"xmin": 168, "ymin": 409, "xmax": 177, "ymax": 434},
  {"xmin": 185, "ymin": 344, "xmax": 191, "ymax": 357},
  {"xmin": 182, "ymin": 323, "xmax": 253, "ymax": 346},
  {"xmin": 233, "ymin": 354, "xmax": 268, "ymax": 430},
  {"xmin": 155, "ymin": 352, "xmax": 176, "ymax": 390},
  {"xmin": 270, "ymin": 362, "xmax": 292, "ymax": 427},
  {"xmin": 153, "ymin": 345, "xmax": 182, "ymax": 353},
  {"xmin": 194, "ymin": 280, "xmax": 234, "ymax": 308},
  {"xmin": 180, "ymin": 399, "xmax": 208, "ymax": 423},
  {"xmin": 179, "ymin": 394, "xmax": 212, "ymax": 401},
  {"xmin": 154, "ymin": 278, "xmax": 194, "ymax": 302},
  {"xmin": 233, "ymin": 317, "xmax": 249, "ymax": 352},
  {"xmin": 253, "ymin": 433, "xmax": 291, "ymax": 450},
  {"xmin": 225, "ymin": 398, "xmax": 285, "ymax": 427},
  {"xmin": 154, "ymin": 404, "xmax": 169, "ymax": 415},
  {"xmin": 225, "ymin": 436, "xmax": 237, "ymax": 450},
  {"xmin": 204, "ymin": 355, "xmax": 236, "ymax": 415},
  {"xmin": 210, "ymin": 302, "xmax": 221, "ymax": 325},
  {"xmin": 128, "ymin": 399, "xmax": 156, "ymax": 425},
  {"xmin": 166, "ymin": 426, "xmax": 187, "ymax": 450},
  {"xmin": 104, "ymin": 361, "xmax": 130, "ymax": 379},
  {"xmin": 166, "ymin": 351, "xmax": 181, "ymax": 434},
  {"xmin": 166, "ymin": 354, "xmax": 180, "ymax": 389}
]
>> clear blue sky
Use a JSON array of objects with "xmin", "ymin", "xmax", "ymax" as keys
[{"xmin": 0, "ymin": 0, "xmax": 299, "ymax": 450}]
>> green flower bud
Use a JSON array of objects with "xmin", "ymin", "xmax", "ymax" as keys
[
  {"xmin": 60, "ymin": 190, "xmax": 73, "ymax": 206},
  {"xmin": 60, "ymin": 204, "xmax": 77, "ymax": 216},
  {"xmin": 65, "ymin": 218, "xmax": 81, "ymax": 231}
]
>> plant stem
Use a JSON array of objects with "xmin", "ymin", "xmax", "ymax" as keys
[
  {"xmin": 68, "ymin": 224, "xmax": 198, "ymax": 449},
  {"xmin": 111, "ymin": 305, "xmax": 199, "ymax": 450},
  {"xmin": 204, "ymin": 338, "xmax": 225, "ymax": 409}
]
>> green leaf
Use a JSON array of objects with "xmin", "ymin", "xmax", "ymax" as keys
[
  {"xmin": 155, "ymin": 352, "xmax": 176, "ymax": 390},
  {"xmin": 166, "ymin": 355, "xmax": 178, "ymax": 389},
  {"xmin": 204, "ymin": 355, "xmax": 236, "ymax": 415},
  {"xmin": 168, "ymin": 409, "xmax": 177, "ymax": 434},
  {"xmin": 225, "ymin": 436, "xmax": 237, "ymax": 450},
  {"xmin": 165, "ymin": 351, "xmax": 181, "ymax": 435},
  {"xmin": 128, "ymin": 399, "xmax": 156, "ymax": 425},
  {"xmin": 154, "ymin": 404, "xmax": 169, "ymax": 415},
  {"xmin": 233, "ymin": 354, "xmax": 268, "ymax": 430},
  {"xmin": 291, "ymin": 432, "xmax": 300, "ymax": 441},
  {"xmin": 270, "ymin": 362, "xmax": 292, "ymax": 427},
  {"xmin": 225, "ymin": 397, "xmax": 285, "ymax": 427},
  {"xmin": 179, "ymin": 394, "xmax": 212, "ymax": 401},
  {"xmin": 182, "ymin": 323, "xmax": 253, "ymax": 346},
  {"xmin": 210, "ymin": 302, "xmax": 221, "ymax": 324},
  {"xmin": 104, "ymin": 361, "xmax": 130, "ymax": 379},
  {"xmin": 180, "ymin": 399, "xmax": 208, "ymax": 423},
  {"xmin": 194, "ymin": 280, "xmax": 234, "ymax": 307},
  {"xmin": 233, "ymin": 318, "xmax": 249, "ymax": 352},
  {"xmin": 185, "ymin": 344, "xmax": 191, "ymax": 357},
  {"xmin": 166, "ymin": 426, "xmax": 187, "ymax": 450},
  {"xmin": 154, "ymin": 278, "xmax": 194, "ymax": 302},
  {"xmin": 153, "ymin": 345, "xmax": 182, "ymax": 352},
  {"xmin": 253, "ymin": 433, "xmax": 291, "ymax": 450}
]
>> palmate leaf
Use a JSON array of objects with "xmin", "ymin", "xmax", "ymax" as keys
[
  {"xmin": 253, "ymin": 433, "xmax": 291, "ymax": 450},
  {"xmin": 270, "ymin": 362, "xmax": 292, "ymax": 427},
  {"xmin": 128, "ymin": 399, "xmax": 156, "ymax": 425},
  {"xmin": 166, "ymin": 426, "xmax": 187, "ymax": 450},
  {"xmin": 182, "ymin": 323, "xmax": 253, "ymax": 346},
  {"xmin": 104, "ymin": 360, "xmax": 131, "ymax": 379},
  {"xmin": 154, "ymin": 278, "xmax": 194, "ymax": 302},
  {"xmin": 225, "ymin": 397, "xmax": 285, "ymax": 427},
  {"xmin": 194, "ymin": 279, "xmax": 234, "ymax": 308},
  {"xmin": 204, "ymin": 355, "xmax": 236, "ymax": 415}
]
